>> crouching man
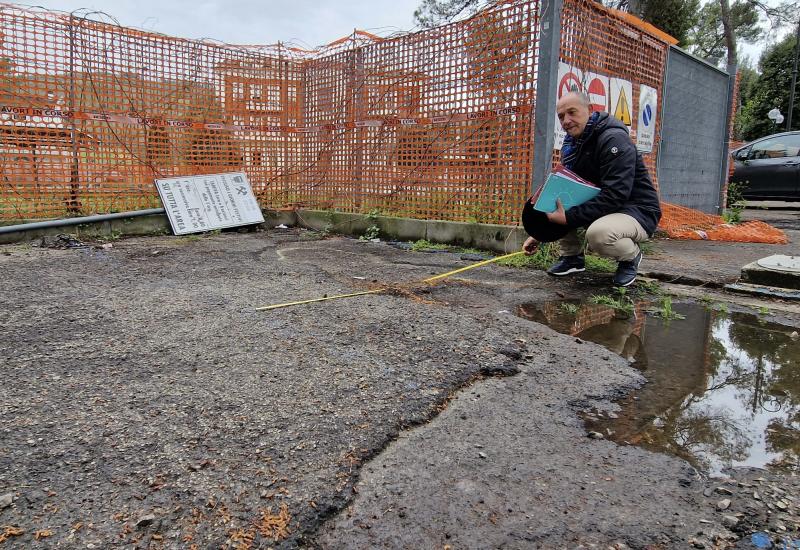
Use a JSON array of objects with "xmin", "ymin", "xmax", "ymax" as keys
[{"xmin": 523, "ymin": 91, "xmax": 662, "ymax": 287}]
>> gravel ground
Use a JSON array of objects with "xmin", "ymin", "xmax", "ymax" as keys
[{"xmin": 2, "ymin": 228, "xmax": 799, "ymax": 549}]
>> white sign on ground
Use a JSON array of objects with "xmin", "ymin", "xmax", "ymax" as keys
[
  {"xmin": 637, "ymin": 84, "xmax": 658, "ymax": 153},
  {"xmin": 155, "ymin": 172, "xmax": 264, "ymax": 235}
]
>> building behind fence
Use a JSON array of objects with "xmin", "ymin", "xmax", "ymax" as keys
[{"xmin": 0, "ymin": 0, "xmax": 786, "ymax": 243}]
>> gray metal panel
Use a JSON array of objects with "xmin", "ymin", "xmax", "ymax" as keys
[{"xmin": 658, "ymin": 47, "xmax": 731, "ymax": 214}]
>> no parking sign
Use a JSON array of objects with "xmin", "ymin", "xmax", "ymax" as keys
[
  {"xmin": 554, "ymin": 63, "xmax": 583, "ymax": 148},
  {"xmin": 637, "ymin": 85, "xmax": 658, "ymax": 153}
]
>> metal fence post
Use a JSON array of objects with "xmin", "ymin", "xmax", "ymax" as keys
[
  {"xmin": 718, "ymin": 61, "xmax": 737, "ymax": 212},
  {"xmin": 531, "ymin": 0, "xmax": 563, "ymax": 197},
  {"xmin": 68, "ymin": 14, "xmax": 80, "ymax": 213}
]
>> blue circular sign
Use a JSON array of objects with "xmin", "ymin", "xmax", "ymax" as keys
[{"xmin": 643, "ymin": 104, "xmax": 652, "ymax": 126}]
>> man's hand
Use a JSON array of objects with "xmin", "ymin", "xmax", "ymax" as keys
[
  {"xmin": 546, "ymin": 199, "xmax": 567, "ymax": 225},
  {"xmin": 523, "ymin": 236, "xmax": 539, "ymax": 255}
]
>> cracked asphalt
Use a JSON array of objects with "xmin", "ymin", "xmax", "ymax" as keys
[{"xmin": 2, "ymin": 227, "xmax": 800, "ymax": 549}]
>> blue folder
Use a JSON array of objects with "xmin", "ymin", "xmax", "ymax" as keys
[{"xmin": 533, "ymin": 172, "xmax": 600, "ymax": 213}]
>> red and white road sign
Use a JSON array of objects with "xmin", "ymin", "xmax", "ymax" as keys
[
  {"xmin": 587, "ymin": 76, "xmax": 608, "ymax": 112},
  {"xmin": 558, "ymin": 71, "xmax": 583, "ymax": 99}
]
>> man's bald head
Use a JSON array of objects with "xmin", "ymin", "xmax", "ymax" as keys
[
  {"xmin": 556, "ymin": 91, "xmax": 593, "ymax": 138},
  {"xmin": 560, "ymin": 91, "xmax": 591, "ymax": 108}
]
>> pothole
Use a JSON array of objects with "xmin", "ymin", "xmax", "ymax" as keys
[{"xmin": 517, "ymin": 298, "xmax": 800, "ymax": 475}]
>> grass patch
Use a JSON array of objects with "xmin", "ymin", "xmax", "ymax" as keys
[
  {"xmin": 411, "ymin": 239, "xmax": 451, "ymax": 252},
  {"xmin": 639, "ymin": 240, "xmax": 655, "ymax": 255},
  {"xmin": 585, "ymin": 254, "xmax": 616, "ymax": 273},
  {"xmin": 559, "ymin": 302, "xmax": 579, "ymax": 315},
  {"xmin": 178, "ymin": 234, "xmax": 203, "ymax": 243},
  {"xmin": 299, "ymin": 231, "xmax": 326, "ymax": 241},
  {"xmin": 408, "ymin": 240, "xmax": 486, "ymax": 256},
  {"xmin": 496, "ymin": 242, "xmax": 560, "ymax": 270},
  {"xmin": 633, "ymin": 278, "xmax": 664, "ymax": 296},
  {"xmin": 648, "ymin": 295, "xmax": 686, "ymax": 320},
  {"xmin": 590, "ymin": 287, "xmax": 634, "ymax": 316}
]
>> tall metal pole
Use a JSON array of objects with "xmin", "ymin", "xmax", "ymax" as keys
[
  {"xmin": 786, "ymin": 19, "xmax": 800, "ymax": 130},
  {"xmin": 531, "ymin": 0, "xmax": 563, "ymax": 196},
  {"xmin": 68, "ymin": 14, "xmax": 81, "ymax": 213},
  {"xmin": 719, "ymin": 60, "xmax": 737, "ymax": 213}
]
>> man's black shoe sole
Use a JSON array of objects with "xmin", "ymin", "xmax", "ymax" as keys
[
  {"xmin": 547, "ymin": 267, "xmax": 585, "ymax": 276},
  {"xmin": 613, "ymin": 275, "xmax": 637, "ymax": 287}
]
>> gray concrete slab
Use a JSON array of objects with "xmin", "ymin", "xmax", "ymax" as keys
[{"xmin": 637, "ymin": 206, "xmax": 800, "ymax": 287}]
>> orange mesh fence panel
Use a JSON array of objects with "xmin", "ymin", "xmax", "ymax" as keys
[
  {"xmin": 0, "ymin": 5, "xmax": 302, "ymax": 220},
  {"xmin": 659, "ymin": 203, "xmax": 787, "ymax": 243},
  {"xmin": 294, "ymin": 1, "xmax": 539, "ymax": 224}
]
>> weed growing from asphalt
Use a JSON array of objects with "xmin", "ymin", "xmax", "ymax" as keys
[
  {"xmin": 649, "ymin": 295, "xmax": 686, "ymax": 320},
  {"xmin": 639, "ymin": 240, "xmax": 655, "ymax": 255},
  {"xmin": 497, "ymin": 242, "xmax": 560, "ymax": 269},
  {"xmin": 411, "ymin": 239, "xmax": 451, "ymax": 252},
  {"xmin": 585, "ymin": 254, "xmax": 616, "ymax": 273},
  {"xmin": 95, "ymin": 230, "xmax": 123, "ymax": 242},
  {"xmin": 299, "ymin": 229, "xmax": 326, "ymax": 241},
  {"xmin": 723, "ymin": 181, "xmax": 747, "ymax": 224},
  {"xmin": 559, "ymin": 302, "xmax": 579, "ymax": 315},
  {"xmin": 360, "ymin": 225, "xmax": 380, "ymax": 241},
  {"xmin": 590, "ymin": 287, "xmax": 634, "ymax": 316},
  {"xmin": 359, "ymin": 209, "xmax": 381, "ymax": 241},
  {"xmin": 634, "ymin": 279, "xmax": 663, "ymax": 296},
  {"xmin": 408, "ymin": 240, "xmax": 485, "ymax": 256}
]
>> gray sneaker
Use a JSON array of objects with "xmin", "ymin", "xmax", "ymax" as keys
[
  {"xmin": 613, "ymin": 251, "xmax": 643, "ymax": 287},
  {"xmin": 547, "ymin": 254, "xmax": 586, "ymax": 276}
]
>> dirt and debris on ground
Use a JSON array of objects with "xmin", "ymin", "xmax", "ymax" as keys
[{"xmin": 1, "ymin": 227, "xmax": 800, "ymax": 549}]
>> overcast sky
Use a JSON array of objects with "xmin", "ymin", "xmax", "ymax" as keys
[
  {"xmin": 35, "ymin": 0, "xmax": 424, "ymax": 49},
  {"xmin": 31, "ymin": 0, "xmax": 785, "ymax": 63}
]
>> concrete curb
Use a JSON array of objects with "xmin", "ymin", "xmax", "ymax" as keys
[
  {"xmin": 293, "ymin": 209, "xmax": 528, "ymax": 254},
  {"xmin": 0, "ymin": 209, "xmax": 529, "ymax": 255}
]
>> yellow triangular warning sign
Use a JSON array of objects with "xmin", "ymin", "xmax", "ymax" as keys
[{"xmin": 614, "ymin": 88, "xmax": 632, "ymax": 126}]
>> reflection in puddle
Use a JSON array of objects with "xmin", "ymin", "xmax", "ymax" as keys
[{"xmin": 517, "ymin": 300, "xmax": 800, "ymax": 475}]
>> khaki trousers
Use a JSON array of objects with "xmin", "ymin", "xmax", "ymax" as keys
[{"xmin": 558, "ymin": 213, "xmax": 648, "ymax": 262}]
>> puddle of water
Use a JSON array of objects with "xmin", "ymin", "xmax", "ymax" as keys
[{"xmin": 517, "ymin": 300, "xmax": 800, "ymax": 476}]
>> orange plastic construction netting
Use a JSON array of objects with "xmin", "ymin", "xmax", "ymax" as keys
[{"xmin": 0, "ymin": 0, "xmax": 786, "ymax": 244}]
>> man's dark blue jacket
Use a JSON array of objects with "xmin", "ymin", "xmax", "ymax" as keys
[{"xmin": 564, "ymin": 112, "xmax": 662, "ymax": 236}]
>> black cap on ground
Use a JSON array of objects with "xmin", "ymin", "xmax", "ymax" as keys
[{"xmin": 521, "ymin": 199, "xmax": 570, "ymax": 242}]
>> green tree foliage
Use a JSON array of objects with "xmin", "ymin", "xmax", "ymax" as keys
[
  {"xmin": 687, "ymin": 1, "xmax": 762, "ymax": 62},
  {"xmin": 413, "ymin": 0, "xmax": 481, "ymax": 28},
  {"xmin": 732, "ymin": 62, "xmax": 759, "ymax": 138},
  {"xmin": 640, "ymin": 0, "xmax": 701, "ymax": 46},
  {"xmin": 737, "ymin": 33, "xmax": 799, "ymax": 139},
  {"xmin": 417, "ymin": 0, "xmax": 702, "ymax": 45}
]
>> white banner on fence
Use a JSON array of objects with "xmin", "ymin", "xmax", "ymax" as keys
[
  {"xmin": 637, "ymin": 84, "xmax": 658, "ymax": 153},
  {"xmin": 155, "ymin": 172, "xmax": 265, "ymax": 235}
]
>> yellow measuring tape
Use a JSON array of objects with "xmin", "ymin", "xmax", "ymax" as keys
[{"xmin": 255, "ymin": 251, "xmax": 524, "ymax": 311}]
